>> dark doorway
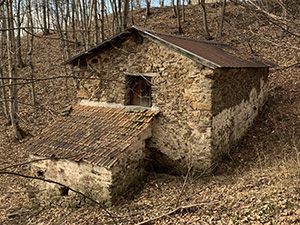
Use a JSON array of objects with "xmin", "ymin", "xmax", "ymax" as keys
[{"xmin": 128, "ymin": 75, "xmax": 152, "ymax": 107}]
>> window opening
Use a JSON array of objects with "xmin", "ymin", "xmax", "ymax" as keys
[
  {"xmin": 59, "ymin": 187, "xmax": 69, "ymax": 196},
  {"xmin": 127, "ymin": 75, "xmax": 152, "ymax": 107}
]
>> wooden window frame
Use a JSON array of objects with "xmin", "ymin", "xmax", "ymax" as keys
[{"xmin": 127, "ymin": 75, "xmax": 152, "ymax": 107}]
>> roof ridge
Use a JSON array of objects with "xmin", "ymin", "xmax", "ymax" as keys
[{"xmin": 132, "ymin": 25, "xmax": 228, "ymax": 46}]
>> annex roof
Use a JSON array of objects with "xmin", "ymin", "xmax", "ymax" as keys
[
  {"xmin": 62, "ymin": 26, "xmax": 270, "ymax": 69},
  {"xmin": 25, "ymin": 105, "xmax": 158, "ymax": 168}
]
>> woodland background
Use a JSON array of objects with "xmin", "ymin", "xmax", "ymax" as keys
[{"xmin": 0, "ymin": 0, "xmax": 300, "ymax": 224}]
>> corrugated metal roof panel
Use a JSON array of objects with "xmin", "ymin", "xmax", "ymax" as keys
[
  {"xmin": 134, "ymin": 26, "xmax": 269, "ymax": 68},
  {"xmin": 62, "ymin": 26, "xmax": 271, "ymax": 69},
  {"xmin": 25, "ymin": 105, "xmax": 158, "ymax": 168}
]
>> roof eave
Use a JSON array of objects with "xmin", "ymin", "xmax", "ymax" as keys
[{"xmin": 61, "ymin": 29, "xmax": 135, "ymax": 66}]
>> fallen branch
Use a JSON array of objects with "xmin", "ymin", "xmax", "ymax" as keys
[
  {"xmin": 175, "ymin": 166, "xmax": 191, "ymax": 208},
  {"xmin": 0, "ymin": 189, "xmax": 46, "ymax": 194},
  {"xmin": 0, "ymin": 99, "xmax": 59, "ymax": 115},
  {"xmin": 0, "ymin": 171, "xmax": 118, "ymax": 225},
  {"xmin": 273, "ymin": 62, "xmax": 300, "ymax": 71},
  {"xmin": 136, "ymin": 202, "xmax": 218, "ymax": 225}
]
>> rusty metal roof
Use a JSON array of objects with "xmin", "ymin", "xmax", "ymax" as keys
[
  {"xmin": 25, "ymin": 105, "xmax": 158, "ymax": 168},
  {"xmin": 133, "ymin": 26, "xmax": 269, "ymax": 68},
  {"xmin": 62, "ymin": 26, "xmax": 270, "ymax": 69}
]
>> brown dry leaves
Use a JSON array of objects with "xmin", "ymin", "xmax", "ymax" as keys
[{"xmin": 1, "ymin": 2, "xmax": 300, "ymax": 225}]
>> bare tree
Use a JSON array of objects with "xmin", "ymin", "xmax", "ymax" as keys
[
  {"xmin": 146, "ymin": 0, "xmax": 151, "ymax": 16},
  {"xmin": 217, "ymin": 0, "xmax": 226, "ymax": 39},
  {"xmin": 0, "ymin": 5, "xmax": 10, "ymax": 124},
  {"xmin": 27, "ymin": 0, "xmax": 36, "ymax": 105},
  {"xmin": 100, "ymin": 0, "xmax": 105, "ymax": 41},
  {"xmin": 182, "ymin": 0, "xmax": 185, "ymax": 22},
  {"xmin": 122, "ymin": 0, "xmax": 130, "ymax": 30},
  {"xmin": 42, "ymin": 0, "xmax": 50, "ymax": 35},
  {"xmin": 176, "ymin": 0, "xmax": 183, "ymax": 33},
  {"xmin": 242, "ymin": 0, "xmax": 300, "ymax": 37},
  {"xmin": 5, "ymin": 0, "xmax": 26, "ymax": 139},
  {"xmin": 200, "ymin": 0, "xmax": 212, "ymax": 40},
  {"xmin": 160, "ymin": 0, "xmax": 164, "ymax": 7},
  {"xmin": 15, "ymin": 0, "xmax": 25, "ymax": 68},
  {"xmin": 171, "ymin": 0, "xmax": 177, "ymax": 17}
]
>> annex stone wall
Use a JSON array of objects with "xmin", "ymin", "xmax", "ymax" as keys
[
  {"xmin": 29, "ymin": 125, "xmax": 152, "ymax": 206},
  {"xmin": 30, "ymin": 157, "xmax": 112, "ymax": 206},
  {"xmin": 76, "ymin": 36, "xmax": 214, "ymax": 173}
]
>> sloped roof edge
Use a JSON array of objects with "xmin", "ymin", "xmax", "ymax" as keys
[
  {"xmin": 62, "ymin": 26, "xmax": 270, "ymax": 69},
  {"xmin": 61, "ymin": 30, "xmax": 134, "ymax": 66}
]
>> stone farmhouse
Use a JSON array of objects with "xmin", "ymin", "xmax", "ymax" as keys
[{"xmin": 26, "ymin": 26, "xmax": 270, "ymax": 205}]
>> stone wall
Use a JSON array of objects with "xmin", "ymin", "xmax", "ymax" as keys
[
  {"xmin": 76, "ymin": 36, "xmax": 215, "ymax": 173},
  {"xmin": 29, "ymin": 157, "xmax": 112, "ymax": 206},
  {"xmin": 110, "ymin": 125, "xmax": 152, "ymax": 202},
  {"xmin": 29, "ymin": 125, "xmax": 152, "ymax": 206},
  {"xmin": 211, "ymin": 68, "xmax": 268, "ymax": 161},
  {"xmin": 75, "ymin": 35, "xmax": 268, "ymax": 174}
]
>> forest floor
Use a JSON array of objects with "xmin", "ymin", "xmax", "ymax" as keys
[{"xmin": 1, "ymin": 2, "xmax": 300, "ymax": 224}]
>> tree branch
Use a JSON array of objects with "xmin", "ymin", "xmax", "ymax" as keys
[
  {"xmin": 136, "ymin": 202, "xmax": 218, "ymax": 225},
  {"xmin": 175, "ymin": 166, "xmax": 191, "ymax": 208},
  {"xmin": 0, "ymin": 99, "xmax": 59, "ymax": 114},
  {"xmin": 0, "ymin": 171, "xmax": 118, "ymax": 225}
]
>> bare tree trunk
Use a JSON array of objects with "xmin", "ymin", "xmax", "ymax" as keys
[
  {"xmin": 64, "ymin": 0, "xmax": 71, "ymax": 59},
  {"xmin": 27, "ymin": 0, "xmax": 36, "ymax": 105},
  {"xmin": 71, "ymin": 0, "xmax": 76, "ymax": 42},
  {"xmin": 6, "ymin": 0, "xmax": 25, "ymax": 139},
  {"xmin": 46, "ymin": 0, "xmax": 50, "ymax": 31},
  {"xmin": 176, "ymin": 0, "xmax": 183, "ymax": 33},
  {"xmin": 217, "ymin": 0, "xmax": 226, "ymax": 39},
  {"xmin": 100, "ymin": 0, "xmax": 105, "ymax": 41},
  {"xmin": 136, "ymin": 0, "xmax": 141, "ymax": 9},
  {"xmin": 182, "ymin": 0, "xmax": 185, "ymax": 22},
  {"xmin": 93, "ymin": 0, "xmax": 99, "ymax": 44},
  {"xmin": 110, "ymin": 0, "xmax": 119, "ymax": 34},
  {"xmin": 42, "ymin": 0, "xmax": 50, "ymax": 35},
  {"xmin": 54, "ymin": 0, "xmax": 69, "ymax": 56},
  {"xmin": 131, "ymin": 0, "xmax": 134, "ymax": 25},
  {"xmin": 171, "ymin": 0, "xmax": 177, "ymax": 17},
  {"xmin": 76, "ymin": 0, "xmax": 84, "ymax": 48},
  {"xmin": 0, "ymin": 6, "xmax": 10, "ymax": 124},
  {"xmin": 122, "ymin": 0, "xmax": 130, "ymax": 30},
  {"xmin": 200, "ymin": 0, "xmax": 212, "ymax": 40},
  {"xmin": 0, "ymin": 70, "xmax": 10, "ymax": 124},
  {"xmin": 34, "ymin": 0, "xmax": 41, "ymax": 30},
  {"xmin": 146, "ymin": 0, "xmax": 151, "ymax": 17},
  {"xmin": 16, "ymin": 0, "xmax": 25, "ymax": 68},
  {"xmin": 118, "ymin": 0, "xmax": 122, "ymax": 32}
]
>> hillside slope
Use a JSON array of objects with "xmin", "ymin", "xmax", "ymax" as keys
[{"xmin": 1, "ymin": 3, "xmax": 300, "ymax": 224}]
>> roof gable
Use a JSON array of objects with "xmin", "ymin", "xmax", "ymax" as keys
[{"xmin": 62, "ymin": 26, "xmax": 270, "ymax": 69}]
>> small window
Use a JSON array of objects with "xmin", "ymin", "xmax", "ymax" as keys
[
  {"xmin": 59, "ymin": 187, "xmax": 69, "ymax": 196},
  {"xmin": 127, "ymin": 75, "xmax": 152, "ymax": 107}
]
